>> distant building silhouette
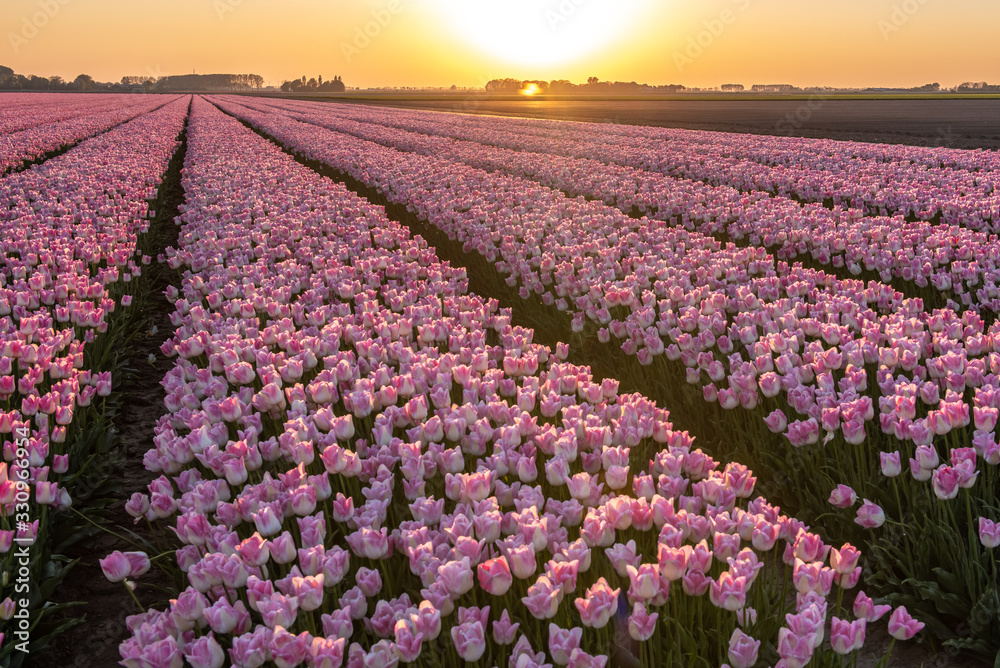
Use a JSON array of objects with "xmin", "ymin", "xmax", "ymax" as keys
[{"xmin": 751, "ymin": 84, "xmax": 796, "ymax": 93}]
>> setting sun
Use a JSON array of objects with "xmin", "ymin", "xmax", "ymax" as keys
[
  {"xmin": 520, "ymin": 82, "xmax": 542, "ymax": 96},
  {"xmin": 426, "ymin": 0, "xmax": 653, "ymax": 68}
]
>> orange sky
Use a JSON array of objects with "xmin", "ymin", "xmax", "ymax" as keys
[{"xmin": 3, "ymin": 0, "xmax": 998, "ymax": 89}]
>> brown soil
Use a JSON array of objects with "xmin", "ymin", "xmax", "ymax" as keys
[
  {"xmin": 25, "ymin": 110, "xmax": 189, "ymax": 668},
  {"xmin": 314, "ymin": 98, "xmax": 1000, "ymax": 151}
]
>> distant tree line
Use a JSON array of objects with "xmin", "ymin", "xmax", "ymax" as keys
[
  {"xmin": 480, "ymin": 78, "xmax": 1000, "ymax": 96},
  {"xmin": 957, "ymin": 82, "xmax": 1000, "ymax": 92},
  {"xmin": 154, "ymin": 74, "xmax": 264, "ymax": 91},
  {"xmin": 484, "ymin": 78, "xmax": 686, "ymax": 94},
  {"xmin": 0, "ymin": 65, "xmax": 99, "ymax": 91},
  {"xmin": 0, "ymin": 65, "xmax": 267, "ymax": 92},
  {"xmin": 280, "ymin": 76, "xmax": 346, "ymax": 93}
]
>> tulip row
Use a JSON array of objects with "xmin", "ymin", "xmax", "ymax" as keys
[
  {"xmin": 0, "ymin": 96, "xmax": 191, "ymax": 661},
  {"xmin": 212, "ymin": 97, "xmax": 1000, "ymax": 658},
  {"xmin": 214, "ymin": 96, "xmax": 1000, "ymax": 483},
  {"xmin": 209, "ymin": 96, "xmax": 918, "ymax": 456},
  {"xmin": 0, "ymin": 93, "xmax": 156, "ymax": 137},
  {"xmin": 218, "ymin": 97, "xmax": 1000, "ymax": 315},
  {"xmin": 0, "ymin": 94, "xmax": 179, "ymax": 176},
  {"xmin": 259, "ymin": 97, "xmax": 1000, "ymax": 233},
  {"xmin": 112, "ymin": 96, "xmax": 913, "ymax": 668}
]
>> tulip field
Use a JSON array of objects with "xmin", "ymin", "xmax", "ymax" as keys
[{"xmin": 1, "ymin": 93, "xmax": 999, "ymax": 668}]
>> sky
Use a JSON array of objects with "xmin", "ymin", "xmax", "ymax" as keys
[{"xmin": 3, "ymin": 0, "xmax": 998, "ymax": 89}]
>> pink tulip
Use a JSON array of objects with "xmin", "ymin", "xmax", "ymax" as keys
[
  {"xmin": 574, "ymin": 578, "xmax": 618, "ymax": 628},
  {"xmin": 887, "ymin": 606, "xmax": 925, "ymax": 640},
  {"xmin": 853, "ymin": 591, "xmax": 892, "ymax": 622},
  {"xmin": 657, "ymin": 544, "xmax": 690, "ymax": 580},
  {"xmin": 504, "ymin": 543, "xmax": 538, "ymax": 580},
  {"xmin": 764, "ymin": 409, "xmax": 788, "ymax": 433},
  {"xmin": 451, "ymin": 620, "xmax": 486, "ymax": 662},
  {"xmin": 909, "ymin": 457, "xmax": 933, "ymax": 481},
  {"xmin": 727, "ymin": 628, "xmax": 760, "ymax": 668},
  {"xmin": 257, "ymin": 593, "xmax": 299, "ymax": 630},
  {"xmin": 522, "ymin": 577, "xmax": 562, "ymax": 620},
  {"xmin": 205, "ymin": 598, "xmax": 249, "ymax": 635},
  {"xmin": 792, "ymin": 558, "xmax": 826, "ymax": 594},
  {"xmin": 830, "ymin": 616, "xmax": 866, "ymax": 654},
  {"xmin": 184, "ymin": 633, "xmax": 226, "ymax": 668},
  {"xmin": 682, "ymin": 568, "xmax": 712, "ymax": 597},
  {"xmin": 566, "ymin": 648, "xmax": 608, "ymax": 668},
  {"xmin": 349, "ymin": 527, "xmax": 389, "ymax": 560},
  {"xmin": 854, "ymin": 500, "xmax": 885, "ymax": 528},
  {"xmin": 914, "ymin": 444, "xmax": 940, "ymax": 470},
  {"xmin": 627, "ymin": 603, "xmax": 658, "ymax": 641},
  {"xmin": 362, "ymin": 640, "xmax": 398, "ymax": 668},
  {"xmin": 828, "ymin": 484, "xmax": 857, "ymax": 509},
  {"xmin": 438, "ymin": 557, "xmax": 474, "ymax": 597},
  {"xmin": 99, "ymin": 551, "xmax": 130, "ymax": 583},
  {"xmin": 409, "ymin": 601, "xmax": 441, "ymax": 641},
  {"xmin": 492, "ymin": 609, "xmax": 520, "ymax": 645},
  {"xmin": 931, "ymin": 465, "xmax": 962, "ymax": 500},
  {"xmin": 477, "ymin": 556, "xmax": 513, "ymax": 595},
  {"xmin": 355, "ymin": 567, "xmax": 382, "ymax": 598},
  {"xmin": 625, "ymin": 563, "xmax": 660, "ymax": 602},
  {"xmin": 830, "ymin": 543, "xmax": 862, "ymax": 575},
  {"xmin": 310, "ymin": 636, "xmax": 346, "ymax": 668},
  {"xmin": 980, "ymin": 517, "xmax": 1000, "ymax": 548},
  {"xmin": 879, "ymin": 451, "xmax": 902, "ymax": 477},
  {"xmin": 548, "ymin": 623, "xmax": 582, "ymax": 666},
  {"xmin": 393, "ymin": 619, "xmax": 423, "ymax": 663},
  {"xmin": 777, "ymin": 627, "xmax": 814, "ymax": 668},
  {"xmin": 792, "ymin": 531, "xmax": 829, "ymax": 563},
  {"xmin": 710, "ymin": 571, "xmax": 747, "ymax": 611}
]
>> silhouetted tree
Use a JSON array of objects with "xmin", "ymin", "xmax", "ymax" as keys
[
  {"xmin": 485, "ymin": 78, "xmax": 522, "ymax": 93},
  {"xmin": 73, "ymin": 74, "xmax": 95, "ymax": 90}
]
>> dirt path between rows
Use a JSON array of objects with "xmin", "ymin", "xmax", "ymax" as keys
[{"xmin": 26, "ymin": 106, "xmax": 190, "ymax": 668}]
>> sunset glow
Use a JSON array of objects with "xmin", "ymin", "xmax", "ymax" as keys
[
  {"xmin": 2, "ymin": 0, "xmax": 998, "ymax": 88},
  {"xmin": 426, "ymin": 0, "xmax": 653, "ymax": 68},
  {"xmin": 5, "ymin": 0, "xmax": 1000, "ymax": 665}
]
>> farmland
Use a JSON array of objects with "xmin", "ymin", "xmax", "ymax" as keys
[
  {"xmin": 281, "ymin": 95, "xmax": 1000, "ymax": 151},
  {"xmin": 1, "ymin": 92, "xmax": 998, "ymax": 667}
]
